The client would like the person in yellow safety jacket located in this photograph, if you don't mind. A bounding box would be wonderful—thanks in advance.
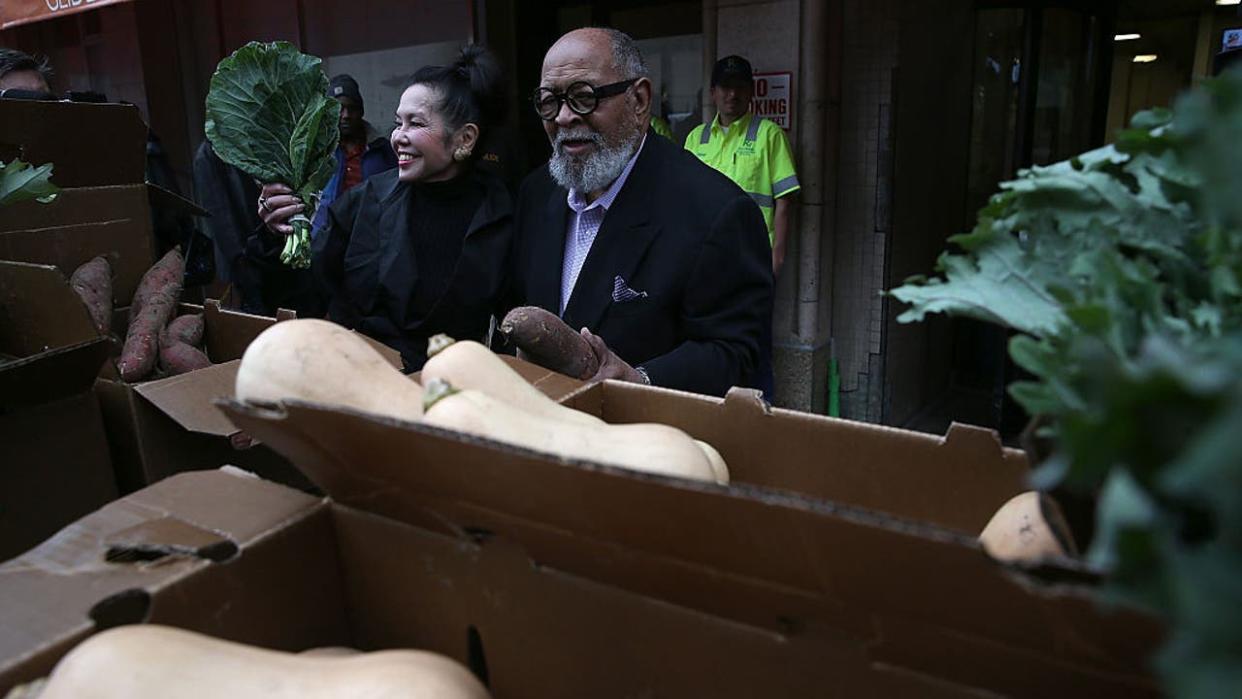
[685,55,799,277]
[650,113,674,139]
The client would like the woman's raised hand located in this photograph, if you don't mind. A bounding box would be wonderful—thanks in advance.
[257,182,305,236]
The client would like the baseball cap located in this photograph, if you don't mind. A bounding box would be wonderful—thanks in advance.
[328,74,363,110]
[711,55,753,87]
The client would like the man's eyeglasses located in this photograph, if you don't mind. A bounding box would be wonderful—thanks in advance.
[532,79,637,120]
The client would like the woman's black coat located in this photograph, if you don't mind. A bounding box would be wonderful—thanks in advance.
[312,167,513,371]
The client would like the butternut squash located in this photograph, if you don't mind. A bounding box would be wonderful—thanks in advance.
[978,491,1077,563]
[35,625,489,699]
[693,439,731,485]
[299,646,362,657]
[3,678,45,699]
[422,379,722,484]
[421,335,603,427]
[424,336,731,482]
[236,319,423,422]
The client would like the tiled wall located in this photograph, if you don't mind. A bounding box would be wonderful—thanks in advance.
[830,0,899,422]
[713,0,906,420]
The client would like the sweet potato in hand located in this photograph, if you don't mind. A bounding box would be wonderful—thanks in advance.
[499,306,599,379]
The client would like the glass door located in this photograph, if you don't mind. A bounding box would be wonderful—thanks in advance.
[955,3,1112,435]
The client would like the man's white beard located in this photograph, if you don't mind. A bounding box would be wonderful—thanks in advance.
[549,127,640,194]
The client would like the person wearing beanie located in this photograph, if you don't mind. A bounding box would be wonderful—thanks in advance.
[311,74,400,231]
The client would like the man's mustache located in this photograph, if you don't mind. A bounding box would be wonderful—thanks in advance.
[553,129,605,151]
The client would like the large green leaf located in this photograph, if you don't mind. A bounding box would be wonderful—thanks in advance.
[891,230,1068,336]
[204,41,340,197]
[889,66,1242,696]
[0,159,59,208]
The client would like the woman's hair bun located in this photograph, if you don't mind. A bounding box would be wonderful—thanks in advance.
[412,44,507,135]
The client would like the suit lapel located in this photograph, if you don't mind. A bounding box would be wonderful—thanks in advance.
[530,186,569,313]
[562,140,663,331]
[562,217,659,332]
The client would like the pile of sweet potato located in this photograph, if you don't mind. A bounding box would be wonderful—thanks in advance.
[69,250,212,381]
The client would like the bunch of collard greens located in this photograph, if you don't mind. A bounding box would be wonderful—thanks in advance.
[890,69,1242,696]
[0,159,58,208]
[205,41,339,269]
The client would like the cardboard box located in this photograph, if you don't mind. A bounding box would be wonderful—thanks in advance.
[0,191,156,308]
[0,98,330,493]
[0,98,205,307]
[0,469,1161,697]
[95,300,305,493]
[209,381,1161,696]
[96,301,406,493]
[0,261,117,560]
[559,381,1031,535]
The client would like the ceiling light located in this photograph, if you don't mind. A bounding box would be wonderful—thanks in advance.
[1114,33,1141,41]
[1217,0,1240,6]
[1133,54,1158,63]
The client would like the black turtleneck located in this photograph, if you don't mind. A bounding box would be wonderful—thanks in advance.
[408,173,484,316]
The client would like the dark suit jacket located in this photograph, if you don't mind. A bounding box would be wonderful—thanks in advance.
[507,130,773,397]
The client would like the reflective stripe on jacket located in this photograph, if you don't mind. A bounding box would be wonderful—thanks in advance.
[684,113,800,244]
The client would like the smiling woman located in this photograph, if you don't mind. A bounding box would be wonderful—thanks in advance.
[258,46,512,371]
[391,83,475,183]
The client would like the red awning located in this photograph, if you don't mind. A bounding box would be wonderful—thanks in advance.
[1,0,132,31]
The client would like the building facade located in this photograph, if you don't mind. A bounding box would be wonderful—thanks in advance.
[3,0,1230,433]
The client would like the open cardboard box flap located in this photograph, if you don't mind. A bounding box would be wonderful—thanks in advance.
[0,260,97,354]
[0,260,119,558]
[0,100,147,187]
[198,299,294,363]
[0,213,153,308]
[92,308,399,494]
[0,185,204,307]
[133,360,244,437]
[118,314,403,440]
[0,261,110,407]
[219,394,1162,684]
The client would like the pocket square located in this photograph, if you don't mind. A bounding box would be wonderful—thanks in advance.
[612,275,648,303]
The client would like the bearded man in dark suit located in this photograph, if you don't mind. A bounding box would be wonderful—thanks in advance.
[506,27,772,398]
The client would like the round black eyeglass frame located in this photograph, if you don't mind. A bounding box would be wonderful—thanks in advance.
[532,79,637,120]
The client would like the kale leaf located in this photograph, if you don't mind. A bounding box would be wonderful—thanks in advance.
[0,159,58,208]
[890,68,1242,697]
[204,41,340,269]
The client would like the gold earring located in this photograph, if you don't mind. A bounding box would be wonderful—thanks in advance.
[453,147,471,162]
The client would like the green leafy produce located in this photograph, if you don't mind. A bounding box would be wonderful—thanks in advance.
[0,159,58,208]
[890,69,1242,696]
[204,41,340,270]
